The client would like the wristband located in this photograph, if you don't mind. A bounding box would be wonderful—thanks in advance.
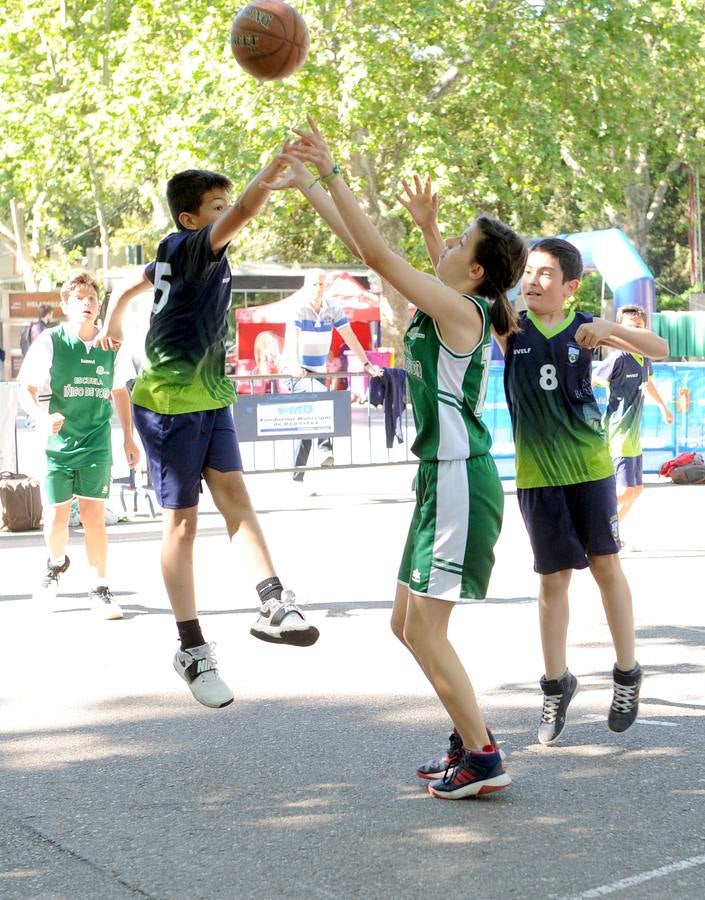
[308,165,341,190]
[319,164,341,184]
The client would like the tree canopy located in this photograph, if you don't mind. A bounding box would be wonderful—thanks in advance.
[1,0,703,320]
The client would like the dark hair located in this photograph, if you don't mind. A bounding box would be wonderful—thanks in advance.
[529,237,583,282]
[616,304,647,325]
[166,169,233,230]
[59,272,100,302]
[472,215,528,336]
[38,303,54,318]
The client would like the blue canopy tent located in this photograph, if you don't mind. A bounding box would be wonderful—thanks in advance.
[558,228,655,319]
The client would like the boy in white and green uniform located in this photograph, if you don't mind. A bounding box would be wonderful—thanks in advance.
[18,272,138,620]
[399,298,503,601]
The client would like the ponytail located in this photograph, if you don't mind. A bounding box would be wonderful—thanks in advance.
[472,215,528,337]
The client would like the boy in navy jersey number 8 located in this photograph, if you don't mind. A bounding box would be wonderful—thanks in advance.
[500,239,668,743]
[405,184,670,745]
[98,149,319,710]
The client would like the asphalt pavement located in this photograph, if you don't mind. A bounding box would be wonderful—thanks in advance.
[1,459,704,900]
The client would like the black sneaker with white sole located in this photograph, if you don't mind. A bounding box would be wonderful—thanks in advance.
[250,589,319,646]
[538,670,579,745]
[608,663,642,733]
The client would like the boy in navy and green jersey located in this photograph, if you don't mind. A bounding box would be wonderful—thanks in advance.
[18,272,139,620]
[98,154,319,710]
[593,305,673,524]
[500,238,669,744]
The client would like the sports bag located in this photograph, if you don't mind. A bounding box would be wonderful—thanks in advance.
[670,462,705,485]
[0,472,43,531]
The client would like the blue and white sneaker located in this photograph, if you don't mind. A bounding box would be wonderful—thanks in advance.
[250,589,319,647]
[173,642,234,709]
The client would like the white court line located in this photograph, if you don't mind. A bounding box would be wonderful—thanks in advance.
[566,853,705,898]
[581,715,676,727]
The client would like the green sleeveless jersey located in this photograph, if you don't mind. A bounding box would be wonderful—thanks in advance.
[403,297,493,461]
[46,324,116,467]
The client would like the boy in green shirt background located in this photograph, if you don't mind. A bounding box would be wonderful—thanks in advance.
[18,272,139,620]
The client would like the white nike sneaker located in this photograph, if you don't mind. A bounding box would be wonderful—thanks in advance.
[173,642,234,709]
[250,589,319,647]
[89,586,124,620]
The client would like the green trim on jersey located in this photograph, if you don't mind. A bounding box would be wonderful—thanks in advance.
[404,296,493,461]
[526,308,576,339]
[47,324,115,467]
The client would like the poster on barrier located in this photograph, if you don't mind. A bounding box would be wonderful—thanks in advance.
[233,391,352,442]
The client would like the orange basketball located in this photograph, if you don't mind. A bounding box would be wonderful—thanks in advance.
[231,1,310,82]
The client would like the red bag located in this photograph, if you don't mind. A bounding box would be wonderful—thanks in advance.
[659,452,697,478]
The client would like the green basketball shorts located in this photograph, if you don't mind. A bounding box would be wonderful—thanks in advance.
[45,460,111,506]
[398,454,504,602]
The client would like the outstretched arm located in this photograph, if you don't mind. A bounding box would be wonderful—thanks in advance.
[210,144,292,252]
[95,273,151,350]
[397,175,444,272]
[264,156,361,258]
[284,116,482,353]
[336,323,382,377]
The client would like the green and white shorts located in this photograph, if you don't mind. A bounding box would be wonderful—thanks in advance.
[398,454,504,602]
[45,459,111,506]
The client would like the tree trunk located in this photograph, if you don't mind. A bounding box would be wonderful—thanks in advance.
[10,199,37,291]
[87,145,110,274]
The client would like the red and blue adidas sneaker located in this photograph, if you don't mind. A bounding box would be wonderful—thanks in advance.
[416,727,505,780]
[427,748,510,800]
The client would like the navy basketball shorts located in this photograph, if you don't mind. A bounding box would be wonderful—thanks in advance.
[132,405,243,509]
[613,455,643,490]
[517,476,620,574]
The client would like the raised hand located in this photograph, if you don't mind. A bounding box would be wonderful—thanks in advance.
[288,115,336,176]
[261,152,312,191]
[397,174,438,230]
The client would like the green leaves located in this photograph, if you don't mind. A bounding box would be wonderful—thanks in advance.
[0,0,702,293]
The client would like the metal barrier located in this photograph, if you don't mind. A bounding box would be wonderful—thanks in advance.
[232,362,705,478]
[231,372,414,473]
[14,365,698,482]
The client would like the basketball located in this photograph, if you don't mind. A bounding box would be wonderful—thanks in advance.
[230,1,310,82]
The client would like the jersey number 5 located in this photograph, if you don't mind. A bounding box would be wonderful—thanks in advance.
[152,262,173,315]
